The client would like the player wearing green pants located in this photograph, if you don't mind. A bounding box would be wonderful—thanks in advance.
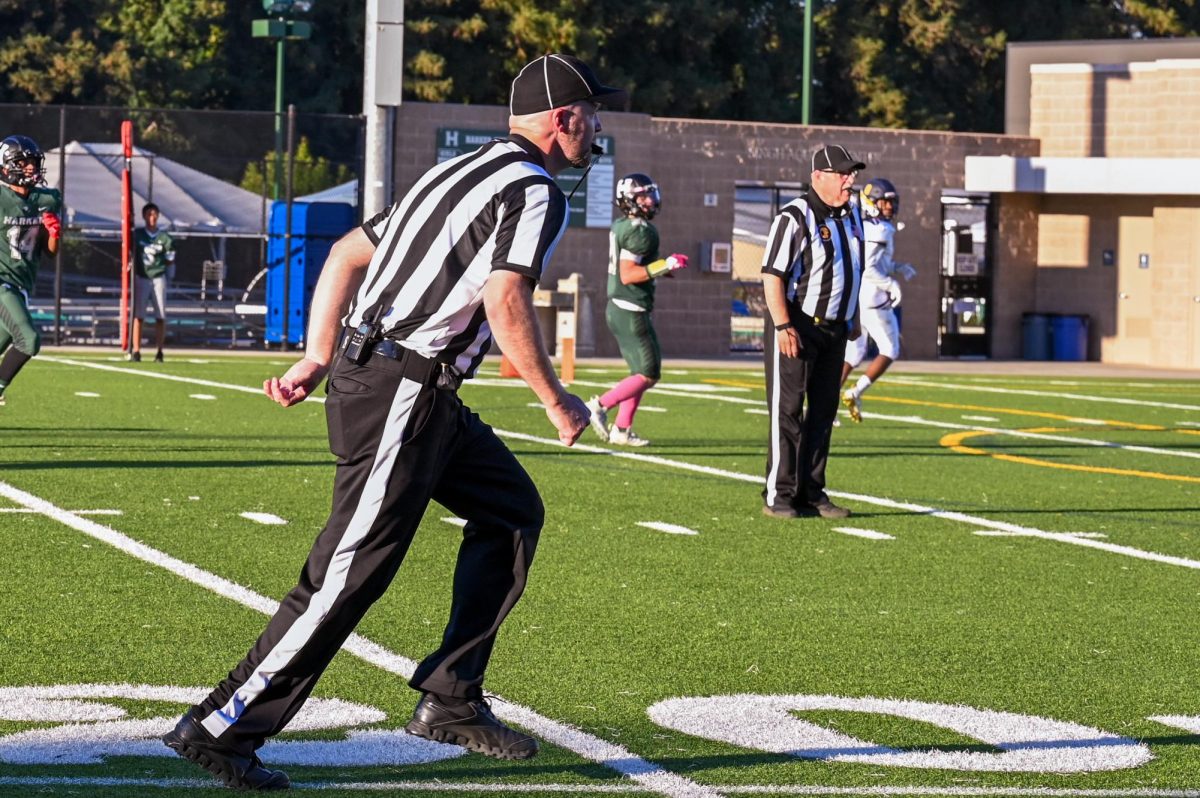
[585,173,688,447]
[0,135,62,405]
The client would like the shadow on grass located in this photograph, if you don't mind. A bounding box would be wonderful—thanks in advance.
[281,731,1200,782]
[0,458,330,472]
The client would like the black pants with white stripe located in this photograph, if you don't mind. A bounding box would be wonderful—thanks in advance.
[763,314,848,511]
[195,351,543,754]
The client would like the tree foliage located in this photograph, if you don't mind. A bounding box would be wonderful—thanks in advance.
[2,0,1199,132]
[0,0,227,106]
[811,0,1200,132]
[240,135,353,197]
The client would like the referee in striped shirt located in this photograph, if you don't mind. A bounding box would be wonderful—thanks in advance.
[761,144,865,520]
[164,54,626,789]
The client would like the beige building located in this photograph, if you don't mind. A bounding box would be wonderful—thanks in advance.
[389,39,1200,369]
[968,39,1200,369]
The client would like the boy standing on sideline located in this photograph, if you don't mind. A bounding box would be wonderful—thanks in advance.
[0,135,61,405]
[840,178,916,422]
[586,173,688,446]
[130,201,174,362]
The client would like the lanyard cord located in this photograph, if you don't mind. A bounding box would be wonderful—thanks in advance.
[566,144,604,203]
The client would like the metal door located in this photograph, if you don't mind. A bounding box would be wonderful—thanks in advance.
[1112,216,1154,364]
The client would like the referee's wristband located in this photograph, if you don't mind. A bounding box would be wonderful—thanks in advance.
[774,322,793,331]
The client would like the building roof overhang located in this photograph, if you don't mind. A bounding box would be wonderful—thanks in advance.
[965,156,1200,195]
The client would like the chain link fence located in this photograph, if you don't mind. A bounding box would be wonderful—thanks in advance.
[1,103,364,347]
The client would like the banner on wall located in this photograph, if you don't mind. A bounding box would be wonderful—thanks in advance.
[436,128,615,228]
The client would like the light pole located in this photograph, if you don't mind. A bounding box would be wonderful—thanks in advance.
[252,0,314,200]
[802,0,814,125]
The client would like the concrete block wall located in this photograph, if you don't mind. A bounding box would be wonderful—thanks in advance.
[991,194,1040,359]
[1031,60,1200,157]
[1029,66,1094,157]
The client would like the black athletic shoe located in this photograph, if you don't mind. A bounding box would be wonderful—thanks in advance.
[162,706,290,791]
[128,351,141,362]
[801,498,852,519]
[405,694,539,760]
[154,351,164,363]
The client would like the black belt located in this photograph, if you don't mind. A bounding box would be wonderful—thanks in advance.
[339,331,463,391]
[795,312,845,330]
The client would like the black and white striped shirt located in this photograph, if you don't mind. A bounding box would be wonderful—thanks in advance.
[761,189,864,322]
[349,135,569,378]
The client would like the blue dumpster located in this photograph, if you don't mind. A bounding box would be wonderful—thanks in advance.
[1021,313,1050,361]
[1050,314,1089,361]
[266,201,357,345]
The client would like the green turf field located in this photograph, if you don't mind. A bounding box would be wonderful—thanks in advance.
[1,352,1198,797]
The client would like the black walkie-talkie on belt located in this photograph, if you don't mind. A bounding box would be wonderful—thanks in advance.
[344,314,381,365]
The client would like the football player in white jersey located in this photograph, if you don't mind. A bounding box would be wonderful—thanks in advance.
[841,178,916,422]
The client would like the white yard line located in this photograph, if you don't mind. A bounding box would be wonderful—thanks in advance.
[1,778,1199,798]
[37,358,1200,571]
[240,511,287,525]
[889,377,1200,413]
[0,480,720,798]
[496,431,1200,571]
[441,367,1199,460]
[975,531,1108,540]
[831,527,894,541]
[0,508,121,515]
[45,357,268,397]
[637,522,699,536]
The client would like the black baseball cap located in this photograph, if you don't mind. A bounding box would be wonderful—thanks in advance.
[509,54,628,115]
[811,144,866,173]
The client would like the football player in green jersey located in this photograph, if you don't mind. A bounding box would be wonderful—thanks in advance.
[585,173,688,447]
[0,135,61,405]
[130,202,175,362]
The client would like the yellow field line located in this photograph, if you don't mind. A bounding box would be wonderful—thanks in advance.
[940,429,1200,484]
[699,381,1200,437]
[872,395,1163,430]
[703,378,764,390]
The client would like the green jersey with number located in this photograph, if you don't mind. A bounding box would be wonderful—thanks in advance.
[135,227,175,278]
[0,185,61,293]
[606,217,660,311]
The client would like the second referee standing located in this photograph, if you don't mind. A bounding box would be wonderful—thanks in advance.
[163,54,626,790]
[761,144,865,520]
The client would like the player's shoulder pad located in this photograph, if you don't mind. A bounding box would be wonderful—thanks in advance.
[864,217,894,244]
[621,219,657,252]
